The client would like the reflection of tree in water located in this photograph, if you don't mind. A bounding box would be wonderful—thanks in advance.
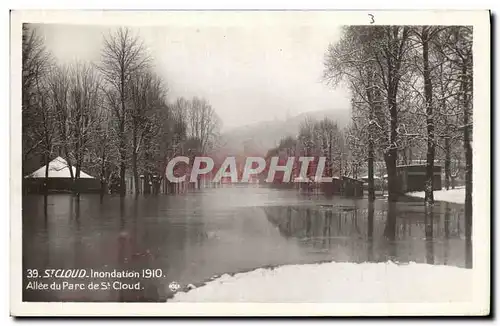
[285,206,292,235]
[71,196,81,269]
[383,202,397,260]
[43,194,48,224]
[264,200,470,267]
[115,198,160,302]
[367,201,374,262]
[383,203,396,241]
[444,202,450,239]
[264,205,357,240]
[465,238,472,269]
[464,202,473,269]
[265,204,383,244]
[424,205,434,265]
[444,202,450,264]
[323,209,333,247]
[305,207,312,238]
[264,204,368,260]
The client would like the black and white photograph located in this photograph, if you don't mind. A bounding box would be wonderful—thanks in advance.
[10,10,490,316]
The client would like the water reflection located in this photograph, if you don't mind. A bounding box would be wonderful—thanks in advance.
[367,201,374,261]
[23,186,472,302]
[384,203,397,260]
[263,198,469,267]
[425,205,434,265]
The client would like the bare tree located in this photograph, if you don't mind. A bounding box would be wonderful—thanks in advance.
[374,26,411,202]
[47,65,74,180]
[22,24,52,113]
[68,63,104,181]
[22,24,53,172]
[46,63,103,193]
[325,26,411,202]
[128,70,165,194]
[98,27,150,196]
[186,97,222,154]
[413,26,440,205]
[448,27,473,239]
[32,57,57,191]
[325,27,382,200]
[345,118,366,180]
[297,115,318,157]
[434,55,462,190]
[314,118,344,177]
[92,103,115,195]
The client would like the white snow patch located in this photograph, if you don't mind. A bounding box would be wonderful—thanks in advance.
[406,188,465,204]
[169,261,472,303]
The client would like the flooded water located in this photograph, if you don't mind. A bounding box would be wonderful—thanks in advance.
[22,185,472,302]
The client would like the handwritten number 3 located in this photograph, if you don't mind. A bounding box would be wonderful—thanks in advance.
[369,14,375,24]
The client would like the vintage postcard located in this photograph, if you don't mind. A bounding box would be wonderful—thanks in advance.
[10,9,490,316]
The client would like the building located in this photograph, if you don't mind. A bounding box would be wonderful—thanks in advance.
[359,175,386,191]
[341,176,364,197]
[23,157,101,194]
[397,164,442,193]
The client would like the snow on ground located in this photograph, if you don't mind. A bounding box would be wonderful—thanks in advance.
[406,187,465,204]
[170,261,472,303]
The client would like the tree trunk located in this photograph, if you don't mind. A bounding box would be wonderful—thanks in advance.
[368,104,375,202]
[144,173,151,194]
[64,147,75,181]
[132,125,140,195]
[75,157,81,178]
[75,160,81,196]
[119,119,126,197]
[386,91,399,202]
[119,152,126,196]
[367,201,374,239]
[444,136,451,190]
[383,26,408,202]
[100,149,107,196]
[385,152,398,201]
[119,70,127,197]
[365,75,376,202]
[462,64,472,240]
[368,138,375,202]
[73,110,82,195]
[44,152,50,195]
[422,27,435,206]
[425,205,434,264]
[384,202,397,240]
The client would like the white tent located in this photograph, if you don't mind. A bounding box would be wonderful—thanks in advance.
[24,157,94,179]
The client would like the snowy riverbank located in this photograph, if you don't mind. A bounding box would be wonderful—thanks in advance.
[406,187,466,204]
[169,261,472,303]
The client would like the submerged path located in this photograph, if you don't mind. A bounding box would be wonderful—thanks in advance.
[22,185,470,302]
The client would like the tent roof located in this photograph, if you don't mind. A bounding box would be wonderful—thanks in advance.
[24,157,94,179]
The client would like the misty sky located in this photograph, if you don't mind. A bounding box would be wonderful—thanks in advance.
[34,18,350,131]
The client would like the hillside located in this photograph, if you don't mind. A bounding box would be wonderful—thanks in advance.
[219,109,351,156]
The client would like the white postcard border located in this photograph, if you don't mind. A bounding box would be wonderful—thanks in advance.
[9,9,491,316]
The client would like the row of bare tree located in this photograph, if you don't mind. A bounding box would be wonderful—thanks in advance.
[22,25,221,196]
[264,117,348,183]
[323,26,472,236]
[265,26,472,238]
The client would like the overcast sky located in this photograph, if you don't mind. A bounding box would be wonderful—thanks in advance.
[34,17,350,131]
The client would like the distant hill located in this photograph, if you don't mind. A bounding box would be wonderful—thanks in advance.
[219,109,351,156]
